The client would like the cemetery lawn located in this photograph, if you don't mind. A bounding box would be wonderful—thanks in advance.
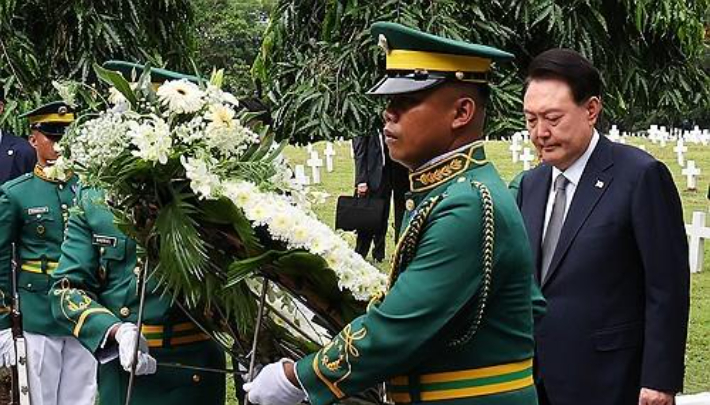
[224,138,710,403]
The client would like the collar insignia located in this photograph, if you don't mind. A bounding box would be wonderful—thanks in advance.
[409,142,487,193]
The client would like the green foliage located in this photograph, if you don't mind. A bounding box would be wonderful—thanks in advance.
[257,0,709,142]
[192,0,275,96]
[0,0,195,134]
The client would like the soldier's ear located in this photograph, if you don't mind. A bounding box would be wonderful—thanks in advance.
[28,132,39,149]
[451,96,476,130]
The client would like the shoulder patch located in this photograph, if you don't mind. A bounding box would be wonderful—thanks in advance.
[1,172,34,191]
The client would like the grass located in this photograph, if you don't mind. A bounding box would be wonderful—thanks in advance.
[223,138,710,403]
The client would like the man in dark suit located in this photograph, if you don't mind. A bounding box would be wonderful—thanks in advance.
[352,131,408,261]
[516,49,689,405]
[0,90,36,184]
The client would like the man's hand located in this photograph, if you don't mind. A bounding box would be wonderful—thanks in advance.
[243,359,306,405]
[639,388,675,405]
[356,183,369,197]
[0,329,15,367]
[114,323,157,376]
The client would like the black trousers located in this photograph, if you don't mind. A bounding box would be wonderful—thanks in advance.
[355,189,390,261]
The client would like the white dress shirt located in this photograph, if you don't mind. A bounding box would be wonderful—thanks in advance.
[542,130,600,239]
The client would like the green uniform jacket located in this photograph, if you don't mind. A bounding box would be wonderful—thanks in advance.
[507,170,547,325]
[49,187,225,405]
[296,142,539,405]
[0,166,77,334]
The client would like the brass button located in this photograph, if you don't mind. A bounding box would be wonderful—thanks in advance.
[27,283,32,289]
[58,184,64,190]
[100,247,106,255]
[405,199,415,211]
[119,307,130,317]
[133,267,141,276]
[192,374,201,383]
[457,177,466,183]
[61,204,68,210]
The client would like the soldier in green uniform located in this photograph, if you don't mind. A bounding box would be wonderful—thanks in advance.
[0,101,98,404]
[245,22,541,405]
[47,61,226,405]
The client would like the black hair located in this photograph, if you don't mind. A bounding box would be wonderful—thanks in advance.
[526,48,601,104]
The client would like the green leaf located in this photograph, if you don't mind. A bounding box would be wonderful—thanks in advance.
[225,250,287,288]
[93,63,138,106]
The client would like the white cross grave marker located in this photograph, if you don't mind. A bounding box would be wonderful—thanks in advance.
[306,151,323,185]
[509,138,522,163]
[674,139,688,167]
[608,125,621,142]
[682,160,700,191]
[294,164,310,185]
[520,147,535,171]
[521,130,531,144]
[324,142,336,173]
[685,211,710,273]
[691,126,702,144]
[648,125,659,143]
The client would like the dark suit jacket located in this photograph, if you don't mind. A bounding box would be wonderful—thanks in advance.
[517,135,689,405]
[353,132,387,192]
[0,130,36,184]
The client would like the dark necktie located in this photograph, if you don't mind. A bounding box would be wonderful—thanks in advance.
[540,174,569,282]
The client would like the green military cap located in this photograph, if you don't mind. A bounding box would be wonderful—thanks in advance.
[102,60,201,85]
[367,22,514,95]
[19,101,75,137]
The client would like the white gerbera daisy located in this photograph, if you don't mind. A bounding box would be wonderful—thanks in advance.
[156,79,205,114]
[206,104,236,129]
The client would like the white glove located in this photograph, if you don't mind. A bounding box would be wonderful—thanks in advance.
[115,323,157,376]
[243,359,306,405]
[0,329,15,367]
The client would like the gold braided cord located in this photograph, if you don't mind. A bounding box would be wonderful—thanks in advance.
[449,181,495,347]
[388,195,445,289]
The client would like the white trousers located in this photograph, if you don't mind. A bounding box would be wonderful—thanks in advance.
[25,332,97,405]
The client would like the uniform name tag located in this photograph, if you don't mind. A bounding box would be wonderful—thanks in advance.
[92,235,117,247]
[27,207,49,215]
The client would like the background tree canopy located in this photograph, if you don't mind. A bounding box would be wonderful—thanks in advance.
[0,0,707,143]
[192,0,274,96]
[253,0,710,143]
[0,0,195,133]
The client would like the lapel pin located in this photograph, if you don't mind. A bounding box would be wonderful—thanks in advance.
[595,180,604,189]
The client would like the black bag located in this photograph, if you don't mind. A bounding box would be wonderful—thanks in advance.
[335,196,387,234]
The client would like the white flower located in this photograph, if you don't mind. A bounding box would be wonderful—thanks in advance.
[221,179,386,301]
[203,105,259,157]
[205,84,240,106]
[52,80,77,107]
[42,156,71,182]
[69,111,129,170]
[181,156,221,199]
[128,116,172,164]
[206,104,236,130]
[156,79,205,114]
